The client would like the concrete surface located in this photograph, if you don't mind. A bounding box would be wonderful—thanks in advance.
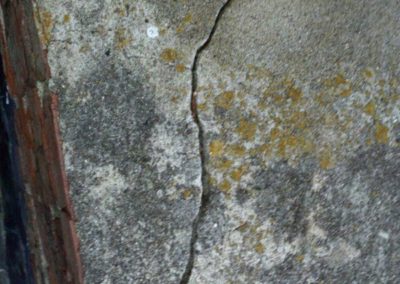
[34,0,400,283]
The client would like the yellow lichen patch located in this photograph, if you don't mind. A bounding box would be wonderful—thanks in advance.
[375,123,389,144]
[227,144,246,157]
[230,166,247,182]
[236,119,257,141]
[340,87,352,97]
[215,91,235,109]
[250,144,270,156]
[209,140,225,157]
[295,254,305,263]
[257,100,268,109]
[363,68,375,79]
[363,101,376,116]
[39,10,53,46]
[286,135,298,147]
[63,14,71,24]
[182,189,193,200]
[215,159,234,171]
[254,243,265,254]
[208,176,218,187]
[270,128,281,141]
[115,27,132,49]
[324,73,347,88]
[335,74,347,85]
[219,180,231,193]
[176,12,193,33]
[298,137,315,154]
[160,48,179,62]
[288,111,310,130]
[319,150,334,170]
[288,86,303,102]
[159,28,167,36]
[197,103,207,111]
[175,64,186,73]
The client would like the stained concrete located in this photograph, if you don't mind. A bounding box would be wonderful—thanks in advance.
[34,0,399,283]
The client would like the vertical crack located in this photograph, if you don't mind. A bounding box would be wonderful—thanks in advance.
[181,1,233,283]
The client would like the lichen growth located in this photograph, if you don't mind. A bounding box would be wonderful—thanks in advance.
[182,189,193,200]
[160,48,179,63]
[375,123,389,144]
[114,27,132,49]
[176,12,193,33]
[209,140,225,157]
[236,119,257,141]
[63,14,71,24]
[254,243,265,254]
[175,64,186,73]
[219,179,231,193]
[215,91,235,109]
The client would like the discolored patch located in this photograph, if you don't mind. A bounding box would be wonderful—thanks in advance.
[160,48,179,63]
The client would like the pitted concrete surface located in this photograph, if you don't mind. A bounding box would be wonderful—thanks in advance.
[34,0,400,283]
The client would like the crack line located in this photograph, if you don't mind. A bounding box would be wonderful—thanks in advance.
[181,1,233,283]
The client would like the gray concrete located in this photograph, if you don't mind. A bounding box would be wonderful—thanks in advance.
[34,0,400,283]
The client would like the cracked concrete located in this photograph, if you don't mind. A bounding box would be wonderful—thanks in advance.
[182,1,233,283]
[33,0,400,283]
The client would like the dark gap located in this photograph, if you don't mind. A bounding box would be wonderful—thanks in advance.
[0,53,34,283]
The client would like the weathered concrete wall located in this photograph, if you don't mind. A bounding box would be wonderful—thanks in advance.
[34,0,400,283]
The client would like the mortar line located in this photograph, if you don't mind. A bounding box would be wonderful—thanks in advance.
[181,1,233,283]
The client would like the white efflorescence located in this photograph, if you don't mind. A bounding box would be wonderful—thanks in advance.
[146,26,159,38]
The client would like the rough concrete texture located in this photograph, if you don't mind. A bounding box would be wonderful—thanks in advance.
[34,0,400,283]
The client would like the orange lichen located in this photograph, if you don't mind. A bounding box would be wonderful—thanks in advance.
[230,166,247,182]
[215,159,234,171]
[219,180,231,193]
[175,64,186,73]
[277,139,289,157]
[335,74,347,85]
[340,87,352,97]
[160,48,178,62]
[39,10,53,46]
[182,189,193,200]
[254,243,265,254]
[375,123,389,144]
[363,101,376,116]
[209,140,225,157]
[295,254,305,263]
[363,68,374,79]
[197,103,207,111]
[236,119,257,141]
[288,86,302,102]
[227,144,246,157]
[320,150,334,169]
[215,91,235,109]
[250,144,270,156]
[270,128,281,141]
[63,14,71,24]
[176,13,193,33]
[115,27,132,49]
